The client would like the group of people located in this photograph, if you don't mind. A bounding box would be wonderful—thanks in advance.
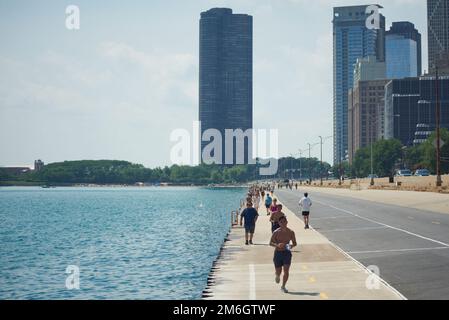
[239,184,313,293]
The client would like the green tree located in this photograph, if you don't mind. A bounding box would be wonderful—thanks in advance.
[353,139,402,178]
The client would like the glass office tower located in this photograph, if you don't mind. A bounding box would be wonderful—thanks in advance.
[427,0,449,72]
[386,21,422,77]
[386,34,418,79]
[333,5,385,164]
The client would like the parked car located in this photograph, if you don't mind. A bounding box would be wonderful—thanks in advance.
[367,174,379,179]
[414,169,430,176]
[395,169,412,177]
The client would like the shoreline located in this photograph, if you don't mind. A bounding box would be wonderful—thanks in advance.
[0,183,249,188]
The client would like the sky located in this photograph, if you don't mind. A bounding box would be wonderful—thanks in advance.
[0,0,427,168]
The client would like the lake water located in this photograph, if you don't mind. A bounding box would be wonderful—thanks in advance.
[0,187,245,299]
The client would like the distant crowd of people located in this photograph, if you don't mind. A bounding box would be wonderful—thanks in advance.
[239,183,312,293]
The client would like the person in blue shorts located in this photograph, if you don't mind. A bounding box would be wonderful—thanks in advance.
[240,201,259,245]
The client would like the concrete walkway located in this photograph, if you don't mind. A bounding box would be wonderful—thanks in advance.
[205,198,405,300]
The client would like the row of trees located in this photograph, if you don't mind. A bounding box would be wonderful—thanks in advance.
[347,129,449,178]
[2,128,446,184]
[0,157,333,185]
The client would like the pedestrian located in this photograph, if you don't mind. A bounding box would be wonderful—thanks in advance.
[269,216,297,293]
[270,198,278,216]
[240,201,259,245]
[270,204,285,233]
[253,191,260,211]
[299,192,312,229]
[265,193,272,215]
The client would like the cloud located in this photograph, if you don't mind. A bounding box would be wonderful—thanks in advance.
[99,41,197,108]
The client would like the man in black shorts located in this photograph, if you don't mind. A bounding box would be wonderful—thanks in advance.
[240,201,259,245]
[269,216,297,293]
[299,193,312,229]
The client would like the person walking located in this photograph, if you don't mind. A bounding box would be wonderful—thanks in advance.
[269,216,297,293]
[269,198,278,216]
[240,201,259,245]
[254,191,261,211]
[299,192,312,229]
[264,193,272,215]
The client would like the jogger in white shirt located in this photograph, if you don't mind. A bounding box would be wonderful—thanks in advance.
[299,193,312,229]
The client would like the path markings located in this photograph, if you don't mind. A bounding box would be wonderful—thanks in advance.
[249,264,256,300]
[315,200,449,248]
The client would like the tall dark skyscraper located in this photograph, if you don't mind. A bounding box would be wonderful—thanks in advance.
[199,8,253,165]
[427,0,449,71]
[384,77,449,146]
[386,22,422,77]
[333,5,385,165]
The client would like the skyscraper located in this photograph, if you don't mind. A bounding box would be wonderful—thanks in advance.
[386,22,421,78]
[353,55,386,86]
[333,5,385,165]
[349,55,387,164]
[348,79,389,164]
[427,0,449,72]
[384,76,449,146]
[199,8,253,165]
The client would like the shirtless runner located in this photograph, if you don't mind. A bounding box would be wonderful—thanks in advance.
[269,216,297,293]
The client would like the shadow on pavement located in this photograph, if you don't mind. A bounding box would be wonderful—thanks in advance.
[287,292,320,297]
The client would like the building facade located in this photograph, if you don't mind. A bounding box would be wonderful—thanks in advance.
[386,35,418,79]
[353,55,386,86]
[386,21,422,77]
[348,79,389,163]
[384,76,449,146]
[427,0,449,72]
[333,5,385,165]
[199,8,253,165]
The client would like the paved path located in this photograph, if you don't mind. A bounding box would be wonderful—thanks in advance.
[275,188,449,300]
[205,195,404,300]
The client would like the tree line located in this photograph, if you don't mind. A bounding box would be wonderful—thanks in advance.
[347,129,449,178]
[2,130,446,185]
[0,158,331,186]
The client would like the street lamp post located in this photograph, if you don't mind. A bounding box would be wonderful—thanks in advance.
[319,136,323,186]
[289,153,294,180]
[307,143,312,184]
[435,66,442,187]
[370,116,376,186]
[394,114,401,142]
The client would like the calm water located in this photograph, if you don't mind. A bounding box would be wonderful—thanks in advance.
[0,187,245,299]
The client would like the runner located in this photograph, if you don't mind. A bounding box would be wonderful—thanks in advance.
[264,193,272,215]
[269,216,297,293]
[240,201,259,245]
[299,192,312,229]
[270,204,286,233]
[253,191,260,211]
[269,198,278,216]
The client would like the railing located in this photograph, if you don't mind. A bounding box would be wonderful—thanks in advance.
[231,198,245,227]
[231,210,239,226]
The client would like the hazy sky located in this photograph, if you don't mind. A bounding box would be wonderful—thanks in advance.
[0,0,427,168]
